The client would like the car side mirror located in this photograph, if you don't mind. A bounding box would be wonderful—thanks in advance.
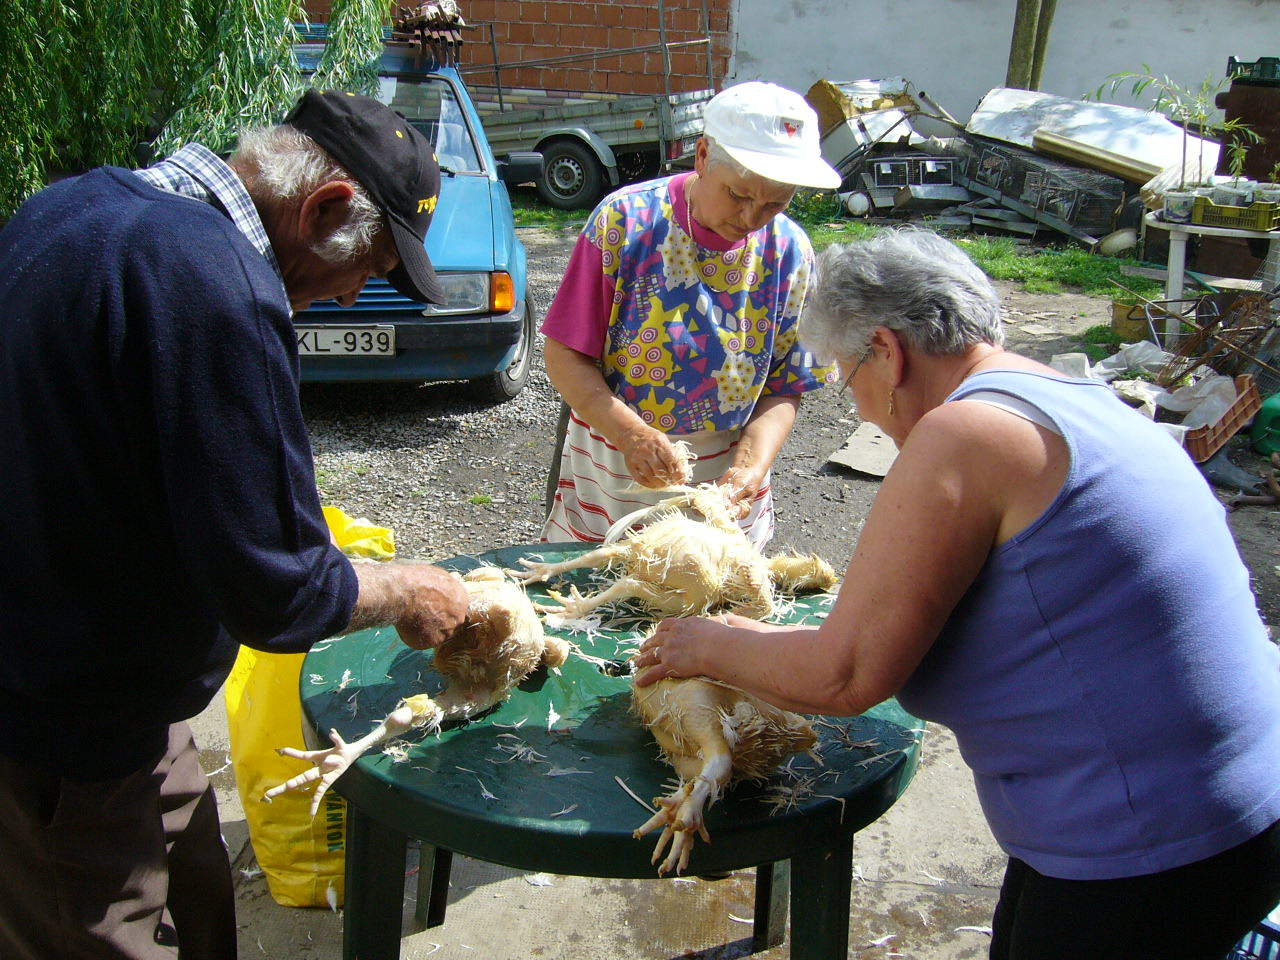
[497,152,543,186]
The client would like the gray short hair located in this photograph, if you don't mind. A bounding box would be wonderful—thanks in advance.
[703,135,793,192]
[801,229,1004,362]
[233,125,383,265]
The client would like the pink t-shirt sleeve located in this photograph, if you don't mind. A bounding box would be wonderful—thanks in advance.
[539,232,616,359]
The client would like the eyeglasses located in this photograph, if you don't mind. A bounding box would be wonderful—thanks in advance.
[838,347,874,398]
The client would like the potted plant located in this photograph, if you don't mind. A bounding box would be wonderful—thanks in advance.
[1092,67,1255,218]
[1215,133,1261,207]
[1256,162,1280,204]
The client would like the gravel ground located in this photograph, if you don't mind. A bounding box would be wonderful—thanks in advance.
[301,224,1279,629]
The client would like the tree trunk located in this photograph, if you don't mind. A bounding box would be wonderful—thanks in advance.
[1006,0,1049,90]
[1028,0,1057,90]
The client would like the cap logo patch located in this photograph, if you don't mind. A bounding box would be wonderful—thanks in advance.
[417,196,438,214]
[396,129,404,139]
[782,118,801,138]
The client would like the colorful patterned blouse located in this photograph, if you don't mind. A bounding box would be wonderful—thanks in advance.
[541,173,832,434]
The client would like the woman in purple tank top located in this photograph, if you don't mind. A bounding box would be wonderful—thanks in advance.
[634,228,1280,959]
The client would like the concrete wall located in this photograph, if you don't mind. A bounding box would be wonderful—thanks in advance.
[728,0,1280,122]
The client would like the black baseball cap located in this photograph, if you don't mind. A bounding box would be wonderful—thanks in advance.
[285,88,445,304]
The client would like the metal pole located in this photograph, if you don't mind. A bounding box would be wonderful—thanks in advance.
[489,23,505,112]
[700,0,714,93]
[657,0,671,171]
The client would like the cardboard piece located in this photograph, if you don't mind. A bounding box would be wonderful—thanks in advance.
[827,423,899,478]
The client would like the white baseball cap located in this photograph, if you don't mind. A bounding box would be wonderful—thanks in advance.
[702,81,841,190]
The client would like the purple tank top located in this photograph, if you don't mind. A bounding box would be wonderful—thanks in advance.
[897,369,1280,879]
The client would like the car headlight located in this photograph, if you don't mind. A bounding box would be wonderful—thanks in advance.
[420,272,514,316]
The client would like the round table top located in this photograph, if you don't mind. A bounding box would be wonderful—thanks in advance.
[300,543,923,878]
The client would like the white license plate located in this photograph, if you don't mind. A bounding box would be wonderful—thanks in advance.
[295,325,395,356]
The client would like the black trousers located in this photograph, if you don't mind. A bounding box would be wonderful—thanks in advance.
[991,818,1280,960]
[0,722,238,959]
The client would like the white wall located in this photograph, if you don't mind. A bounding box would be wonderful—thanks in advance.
[728,0,1280,122]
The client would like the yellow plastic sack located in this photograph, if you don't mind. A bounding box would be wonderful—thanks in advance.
[322,505,396,559]
[225,507,395,908]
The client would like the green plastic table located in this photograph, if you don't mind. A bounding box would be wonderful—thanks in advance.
[299,544,923,960]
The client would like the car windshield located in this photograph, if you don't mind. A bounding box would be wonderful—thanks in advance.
[376,75,481,174]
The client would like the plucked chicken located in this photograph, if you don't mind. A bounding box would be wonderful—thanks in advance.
[631,676,817,875]
[512,485,837,620]
[264,566,569,815]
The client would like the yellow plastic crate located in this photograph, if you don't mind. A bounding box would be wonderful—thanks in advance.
[1190,196,1280,231]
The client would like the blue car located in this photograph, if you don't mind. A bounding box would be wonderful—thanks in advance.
[292,39,543,400]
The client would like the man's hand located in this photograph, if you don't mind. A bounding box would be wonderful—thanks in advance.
[348,562,469,649]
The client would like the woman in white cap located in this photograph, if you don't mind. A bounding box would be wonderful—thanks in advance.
[539,81,842,545]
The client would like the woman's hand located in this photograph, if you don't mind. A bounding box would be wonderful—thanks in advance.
[716,464,768,518]
[634,614,772,686]
[619,425,691,488]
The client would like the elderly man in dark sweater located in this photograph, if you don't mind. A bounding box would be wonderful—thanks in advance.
[0,90,468,959]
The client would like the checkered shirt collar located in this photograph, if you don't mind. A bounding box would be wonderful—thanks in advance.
[134,143,283,285]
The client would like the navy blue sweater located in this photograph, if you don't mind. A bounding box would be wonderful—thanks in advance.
[0,167,358,777]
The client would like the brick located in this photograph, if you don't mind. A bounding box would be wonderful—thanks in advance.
[558,23,593,48]
[519,1,547,23]
[544,1,573,24]
[619,5,650,29]
[507,20,536,44]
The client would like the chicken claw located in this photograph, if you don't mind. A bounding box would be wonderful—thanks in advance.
[633,778,716,875]
[263,704,417,817]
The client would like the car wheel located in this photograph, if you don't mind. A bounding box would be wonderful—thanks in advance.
[536,140,604,210]
[472,301,536,402]
[617,149,659,183]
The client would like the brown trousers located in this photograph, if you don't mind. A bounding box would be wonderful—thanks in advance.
[0,722,237,959]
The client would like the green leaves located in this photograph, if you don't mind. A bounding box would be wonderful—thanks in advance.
[0,0,390,220]
[310,0,386,97]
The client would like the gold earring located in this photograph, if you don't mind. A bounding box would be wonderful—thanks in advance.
[888,389,896,416]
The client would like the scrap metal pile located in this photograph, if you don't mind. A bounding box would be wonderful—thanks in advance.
[806,79,1189,249]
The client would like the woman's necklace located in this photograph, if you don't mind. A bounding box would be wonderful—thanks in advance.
[684,173,699,242]
[683,172,756,283]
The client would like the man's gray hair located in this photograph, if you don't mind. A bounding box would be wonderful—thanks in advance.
[234,125,382,265]
[801,228,1004,362]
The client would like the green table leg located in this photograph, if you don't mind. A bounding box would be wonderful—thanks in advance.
[751,860,790,951]
[344,806,409,960]
[788,834,854,960]
[411,845,453,931]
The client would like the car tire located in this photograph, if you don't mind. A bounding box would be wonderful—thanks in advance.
[472,301,536,402]
[536,140,604,210]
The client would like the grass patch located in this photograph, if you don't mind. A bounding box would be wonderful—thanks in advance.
[510,188,1165,300]
[953,236,1160,298]
[1076,323,1124,362]
[469,493,493,505]
[510,189,590,230]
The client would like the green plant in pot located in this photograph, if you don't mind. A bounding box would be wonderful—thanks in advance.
[1091,68,1255,219]
[1256,161,1280,204]
[1217,130,1261,206]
